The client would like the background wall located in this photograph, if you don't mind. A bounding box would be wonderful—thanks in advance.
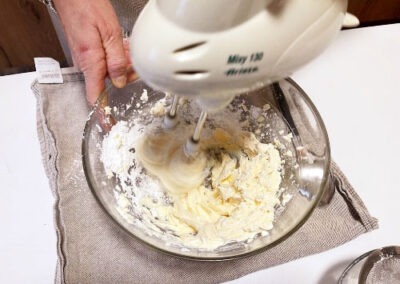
[348,0,400,25]
[0,0,66,75]
[0,0,399,75]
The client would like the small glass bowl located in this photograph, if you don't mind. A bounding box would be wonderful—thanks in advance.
[339,246,400,284]
[82,78,331,260]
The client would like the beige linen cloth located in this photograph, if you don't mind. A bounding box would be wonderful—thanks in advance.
[32,71,378,284]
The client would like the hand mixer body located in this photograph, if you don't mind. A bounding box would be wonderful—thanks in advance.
[130,0,347,112]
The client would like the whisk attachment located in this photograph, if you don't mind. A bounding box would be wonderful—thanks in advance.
[184,110,208,158]
[163,94,180,129]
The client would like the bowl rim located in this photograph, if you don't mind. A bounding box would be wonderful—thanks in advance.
[81,77,331,261]
[338,245,400,283]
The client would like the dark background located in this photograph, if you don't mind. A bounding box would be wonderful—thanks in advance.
[0,0,399,75]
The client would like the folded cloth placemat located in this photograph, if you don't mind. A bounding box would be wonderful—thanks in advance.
[32,72,378,284]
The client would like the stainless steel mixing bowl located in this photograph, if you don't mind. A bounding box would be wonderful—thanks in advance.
[82,78,331,260]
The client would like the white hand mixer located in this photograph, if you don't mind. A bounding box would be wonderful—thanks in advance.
[130,0,348,156]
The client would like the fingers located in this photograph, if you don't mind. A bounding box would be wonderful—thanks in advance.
[78,47,107,105]
[124,40,139,82]
[101,20,128,89]
[85,65,107,105]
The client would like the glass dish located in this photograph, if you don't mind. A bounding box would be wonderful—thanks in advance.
[82,78,331,260]
[339,246,400,284]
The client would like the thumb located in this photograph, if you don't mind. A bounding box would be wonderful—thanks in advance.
[101,24,127,88]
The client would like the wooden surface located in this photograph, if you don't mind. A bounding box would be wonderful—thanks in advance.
[348,0,400,26]
[0,0,66,75]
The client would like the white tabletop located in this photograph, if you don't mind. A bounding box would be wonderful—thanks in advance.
[1,24,399,284]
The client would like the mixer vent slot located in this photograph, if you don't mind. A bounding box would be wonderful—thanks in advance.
[174,70,209,79]
[173,41,206,53]
[174,70,208,75]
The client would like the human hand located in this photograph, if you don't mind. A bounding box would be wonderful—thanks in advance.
[53,0,137,104]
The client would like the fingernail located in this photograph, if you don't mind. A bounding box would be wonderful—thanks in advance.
[112,75,127,88]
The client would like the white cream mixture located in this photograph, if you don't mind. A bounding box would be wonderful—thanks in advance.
[101,93,290,250]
